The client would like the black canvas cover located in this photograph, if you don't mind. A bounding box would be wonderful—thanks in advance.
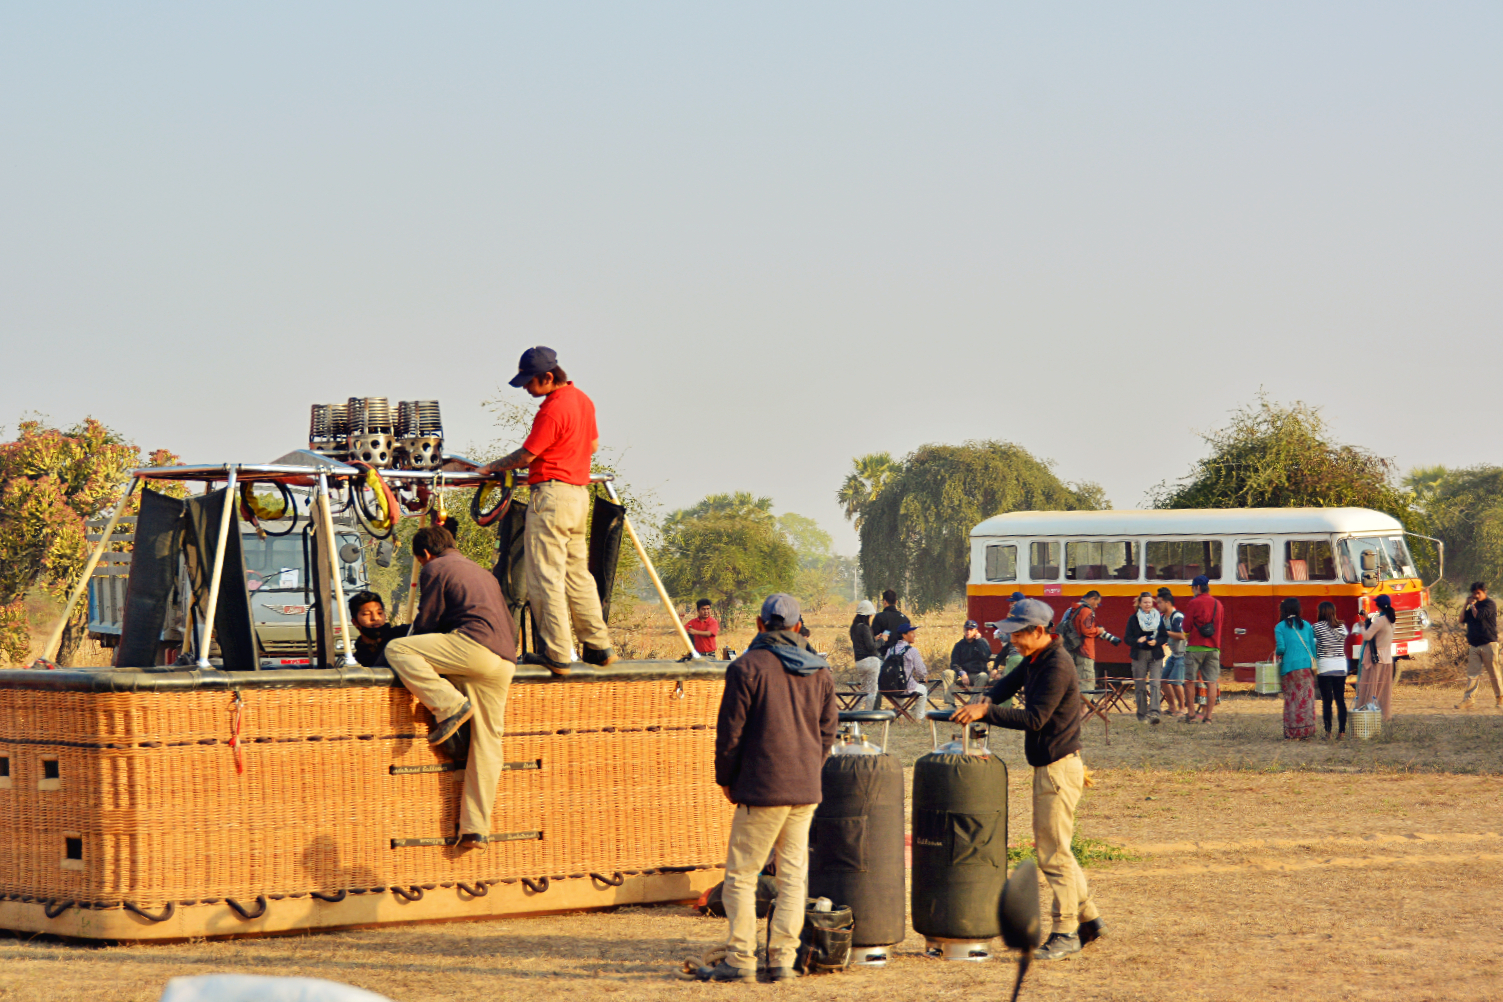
[910,752,1009,940]
[809,754,906,947]
[587,494,625,622]
[492,501,528,611]
[115,488,187,668]
[183,488,260,670]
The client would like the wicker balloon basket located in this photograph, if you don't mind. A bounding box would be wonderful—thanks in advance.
[0,661,730,941]
[1349,706,1383,740]
[1253,661,1281,696]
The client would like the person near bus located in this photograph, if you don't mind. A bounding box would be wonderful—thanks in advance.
[1182,575,1225,723]
[478,346,616,675]
[701,593,837,982]
[871,589,906,652]
[1274,597,1317,740]
[1457,581,1500,710]
[1356,594,1397,722]
[685,599,720,658]
[884,622,929,695]
[1123,592,1167,723]
[850,599,881,710]
[1061,591,1120,692]
[951,599,1105,961]
[1156,588,1187,716]
[383,526,517,852]
[944,619,992,703]
[348,590,409,668]
[1312,601,1349,739]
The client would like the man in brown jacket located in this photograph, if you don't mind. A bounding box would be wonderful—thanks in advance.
[384,526,517,852]
[697,593,837,983]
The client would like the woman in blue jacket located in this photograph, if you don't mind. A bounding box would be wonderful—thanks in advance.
[1275,597,1317,740]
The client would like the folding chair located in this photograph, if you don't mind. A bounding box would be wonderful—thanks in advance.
[878,690,921,723]
[924,678,949,713]
[1079,689,1112,745]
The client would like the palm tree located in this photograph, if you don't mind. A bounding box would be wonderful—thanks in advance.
[837,452,897,530]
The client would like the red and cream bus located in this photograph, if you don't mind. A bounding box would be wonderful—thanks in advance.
[967,508,1436,679]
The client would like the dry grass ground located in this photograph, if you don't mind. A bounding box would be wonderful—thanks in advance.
[5,601,1498,1000]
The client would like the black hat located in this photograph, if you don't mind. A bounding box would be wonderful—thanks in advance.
[509,346,559,388]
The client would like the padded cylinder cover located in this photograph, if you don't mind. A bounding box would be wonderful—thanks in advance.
[808,753,906,947]
[911,751,1009,940]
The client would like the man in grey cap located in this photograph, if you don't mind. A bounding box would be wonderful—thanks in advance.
[479,346,616,673]
[699,593,837,983]
[952,598,1105,962]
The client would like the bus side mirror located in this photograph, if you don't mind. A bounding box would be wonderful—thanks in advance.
[1360,552,1377,572]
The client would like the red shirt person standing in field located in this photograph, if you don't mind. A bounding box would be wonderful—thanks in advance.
[1061,591,1120,691]
[479,346,616,674]
[685,599,720,658]
[1181,574,1226,723]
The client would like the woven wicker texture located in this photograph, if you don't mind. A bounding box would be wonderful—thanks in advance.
[0,677,729,908]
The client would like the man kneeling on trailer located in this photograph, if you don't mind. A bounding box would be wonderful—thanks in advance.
[698,594,837,983]
[384,526,517,851]
[951,598,1106,961]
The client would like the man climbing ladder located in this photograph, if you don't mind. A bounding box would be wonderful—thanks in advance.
[480,346,616,674]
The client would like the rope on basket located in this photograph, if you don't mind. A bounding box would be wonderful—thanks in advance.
[44,899,74,919]
[520,876,550,894]
[124,901,175,923]
[589,872,625,887]
[225,896,267,920]
[228,691,245,775]
[310,890,346,903]
[456,882,488,898]
[391,886,424,902]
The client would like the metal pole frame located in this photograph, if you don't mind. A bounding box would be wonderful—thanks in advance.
[196,467,239,669]
[39,475,141,666]
[318,472,359,667]
[601,479,700,660]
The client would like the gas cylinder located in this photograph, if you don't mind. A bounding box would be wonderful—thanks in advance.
[807,709,905,966]
[911,709,1009,961]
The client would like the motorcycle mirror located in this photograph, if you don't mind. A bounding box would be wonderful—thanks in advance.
[339,542,362,564]
[999,858,1043,1002]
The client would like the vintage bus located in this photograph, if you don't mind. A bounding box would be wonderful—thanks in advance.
[967,508,1435,680]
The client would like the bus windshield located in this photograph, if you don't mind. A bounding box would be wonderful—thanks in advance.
[1338,536,1415,583]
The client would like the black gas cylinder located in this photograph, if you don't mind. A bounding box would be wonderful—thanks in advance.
[807,710,905,963]
[910,712,1009,953]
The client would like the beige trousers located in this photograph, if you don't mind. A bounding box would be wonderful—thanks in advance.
[384,630,515,836]
[1033,752,1100,935]
[722,803,817,971]
[524,481,612,663]
[1463,643,1502,702]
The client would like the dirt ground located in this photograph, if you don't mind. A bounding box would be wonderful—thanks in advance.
[2,685,1499,1002]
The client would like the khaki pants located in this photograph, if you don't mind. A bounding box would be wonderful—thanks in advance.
[855,656,881,710]
[722,803,816,971]
[1463,643,1502,702]
[384,631,515,836]
[525,481,612,663]
[1072,654,1095,691]
[1033,752,1100,936]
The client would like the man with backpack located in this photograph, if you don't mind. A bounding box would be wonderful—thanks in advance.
[1182,575,1226,723]
[1059,591,1120,691]
[878,622,928,698]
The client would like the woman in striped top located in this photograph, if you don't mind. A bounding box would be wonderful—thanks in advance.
[1312,601,1348,739]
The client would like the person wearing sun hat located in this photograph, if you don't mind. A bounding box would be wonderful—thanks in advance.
[952,598,1105,961]
[850,599,882,709]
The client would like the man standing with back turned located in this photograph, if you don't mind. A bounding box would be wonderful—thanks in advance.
[699,594,837,983]
[952,598,1105,960]
[480,346,616,674]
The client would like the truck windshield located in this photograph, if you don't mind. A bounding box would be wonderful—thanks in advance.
[241,532,363,591]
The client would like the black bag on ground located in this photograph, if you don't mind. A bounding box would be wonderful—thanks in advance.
[877,651,907,693]
[795,903,854,975]
[697,876,778,918]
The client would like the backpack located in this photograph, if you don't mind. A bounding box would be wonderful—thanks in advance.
[1059,604,1086,653]
[877,648,909,692]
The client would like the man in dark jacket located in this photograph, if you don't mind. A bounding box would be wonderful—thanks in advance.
[383,526,518,852]
[1458,581,1501,709]
[945,619,993,702]
[871,589,906,652]
[699,593,837,983]
[952,598,1104,962]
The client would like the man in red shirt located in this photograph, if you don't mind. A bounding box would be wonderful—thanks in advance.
[479,346,615,673]
[1181,575,1225,723]
[685,598,720,657]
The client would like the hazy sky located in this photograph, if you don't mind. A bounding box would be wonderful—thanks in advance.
[3,3,1499,552]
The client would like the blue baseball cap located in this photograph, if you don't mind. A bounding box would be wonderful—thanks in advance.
[990,598,1054,635]
[509,345,559,387]
[759,593,802,630]
[1192,574,1211,590]
[1010,591,1025,603]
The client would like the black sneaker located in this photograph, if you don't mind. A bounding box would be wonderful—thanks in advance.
[428,700,473,745]
[1078,916,1107,947]
[694,961,755,982]
[520,652,572,677]
[1034,932,1082,961]
[457,833,488,852]
[582,645,620,668]
[766,968,799,982]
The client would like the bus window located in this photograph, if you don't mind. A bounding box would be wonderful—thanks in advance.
[1065,541,1139,581]
[1145,540,1223,581]
[985,544,1018,582]
[1339,537,1394,584]
[1030,542,1060,580]
[1236,543,1271,582]
[1285,540,1337,581]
